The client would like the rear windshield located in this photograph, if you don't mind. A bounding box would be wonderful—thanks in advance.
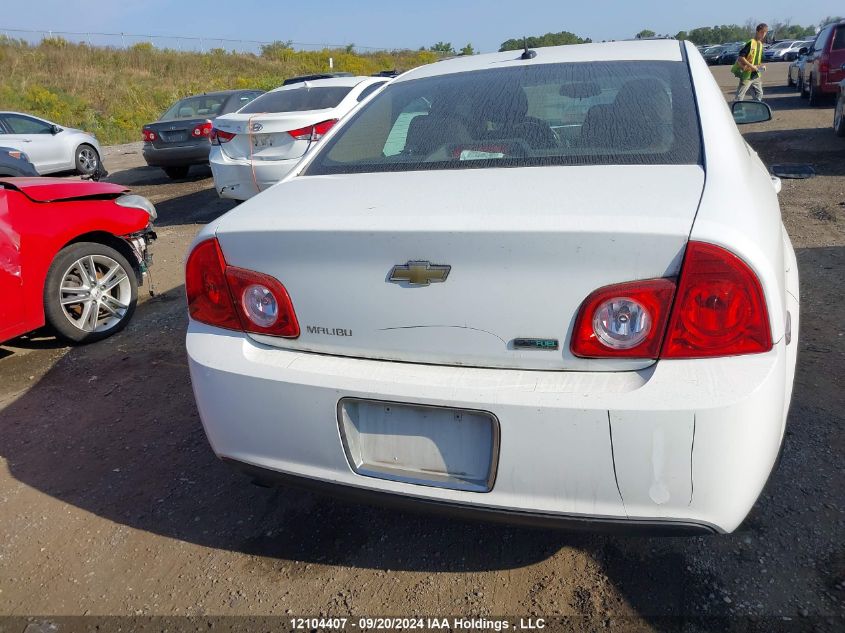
[834,27,845,51]
[239,86,354,114]
[305,61,702,175]
[160,95,228,120]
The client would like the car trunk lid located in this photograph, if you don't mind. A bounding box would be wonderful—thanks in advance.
[213,111,335,162]
[215,165,704,371]
[145,118,211,148]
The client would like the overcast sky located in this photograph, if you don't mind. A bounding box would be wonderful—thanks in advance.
[5,0,841,52]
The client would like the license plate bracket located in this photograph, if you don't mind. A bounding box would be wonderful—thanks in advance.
[337,398,499,492]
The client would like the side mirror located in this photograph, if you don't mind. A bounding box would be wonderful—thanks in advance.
[798,47,808,55]
[50,124,62,135]
[732,100,772,125]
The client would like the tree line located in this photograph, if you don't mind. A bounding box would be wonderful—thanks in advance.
[498,16,843,52]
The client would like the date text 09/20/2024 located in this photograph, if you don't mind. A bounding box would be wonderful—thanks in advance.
[289,617,547,630]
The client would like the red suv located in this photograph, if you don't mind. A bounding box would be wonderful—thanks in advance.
[801,20,845,105]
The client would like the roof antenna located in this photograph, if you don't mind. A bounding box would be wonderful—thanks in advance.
[521,37,536,60]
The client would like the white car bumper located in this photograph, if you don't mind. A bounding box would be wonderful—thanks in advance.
[209,148,301,201]
[187,321,792,534]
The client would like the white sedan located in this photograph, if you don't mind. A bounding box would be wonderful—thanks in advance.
[209,76,390,201]
[186,40,798,534]
[0,111,102,175]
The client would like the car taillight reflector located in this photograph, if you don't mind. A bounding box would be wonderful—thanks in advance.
[571,279,676,358]
[186,239,240,331]
[185,238,299,338]
[210,128,236,145]
[662,242,771,358]
[192,121,213,138]
[142,128,156,142]
[225,267,299,337]
[288,119,338,141]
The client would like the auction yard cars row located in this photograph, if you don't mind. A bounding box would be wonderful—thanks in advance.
[1,51,841,622]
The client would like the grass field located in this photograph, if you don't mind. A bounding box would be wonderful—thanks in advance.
[0,38,438,145]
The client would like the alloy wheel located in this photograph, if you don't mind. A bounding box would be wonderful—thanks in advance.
[78,147,98,173]
[59,254,132,332]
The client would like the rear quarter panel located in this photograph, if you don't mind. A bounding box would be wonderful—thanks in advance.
[11,191,149,333]
[685,40,787,343]
[685,41,794,430]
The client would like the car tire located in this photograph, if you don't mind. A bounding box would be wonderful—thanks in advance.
[75,144,100,176]
[163,166,190,179]
[808,78,822,106]
[787,72,794,88]
[835,95,845,137]
[43,242,138,344]
[799,76,808,98]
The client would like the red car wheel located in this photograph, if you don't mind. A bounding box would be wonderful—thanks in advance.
[43,242,138,343]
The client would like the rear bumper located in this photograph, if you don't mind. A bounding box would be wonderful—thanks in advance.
[209,147,300,200]
[142,143,209,167]
[820,80,841,95]
[227,459,715,535]
[186,322,794,534]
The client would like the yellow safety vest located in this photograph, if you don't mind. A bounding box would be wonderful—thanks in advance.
[731,39,762,81]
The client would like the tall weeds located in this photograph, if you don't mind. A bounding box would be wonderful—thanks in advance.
[0,39,438,144]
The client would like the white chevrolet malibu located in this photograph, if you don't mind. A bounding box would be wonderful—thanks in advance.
[186,40,799,535]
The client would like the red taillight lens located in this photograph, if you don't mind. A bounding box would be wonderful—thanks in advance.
[192,120,212,138]
[571,279,676,358]
[210,128,236,145]
[287,119,338,141]
[142,128,156,142]
[185,238,299,338]
[225,267,300,337]
[186,239,241,331]
[662,242,771,358]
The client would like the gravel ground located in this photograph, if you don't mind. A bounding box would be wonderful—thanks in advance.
[0,62,842,632]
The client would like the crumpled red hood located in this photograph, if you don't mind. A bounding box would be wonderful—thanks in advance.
[0,177,129,202]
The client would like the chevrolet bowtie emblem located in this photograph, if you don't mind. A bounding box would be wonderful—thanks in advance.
[388,261,451,286]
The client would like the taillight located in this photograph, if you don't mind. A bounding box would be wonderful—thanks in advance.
[571,242,772,360]
[210,128,236,145]
[662,242,771,358]
[287,119,338,141]
[186,239,241,331]
[186,238,300,338]
[571,279,676,358]
[225,267,299,337]
[142,128,156,142]
[192,120,212,138]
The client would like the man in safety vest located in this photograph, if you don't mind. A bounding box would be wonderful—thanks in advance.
[732,23,769,101]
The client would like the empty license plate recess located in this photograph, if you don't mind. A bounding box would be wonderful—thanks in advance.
[337,398,500,492]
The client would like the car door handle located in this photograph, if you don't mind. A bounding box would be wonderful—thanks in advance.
[21,139,31,142]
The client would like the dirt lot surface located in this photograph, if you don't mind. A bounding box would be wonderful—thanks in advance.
[0,63,843,631]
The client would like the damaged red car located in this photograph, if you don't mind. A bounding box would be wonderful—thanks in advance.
[0,178,156,345]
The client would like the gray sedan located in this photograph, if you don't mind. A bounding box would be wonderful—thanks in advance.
[0,112,102,176]
[142,90,263,179]
[0,146,38,176]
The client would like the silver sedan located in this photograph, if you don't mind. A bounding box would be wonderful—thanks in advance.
[0,111,102,176]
